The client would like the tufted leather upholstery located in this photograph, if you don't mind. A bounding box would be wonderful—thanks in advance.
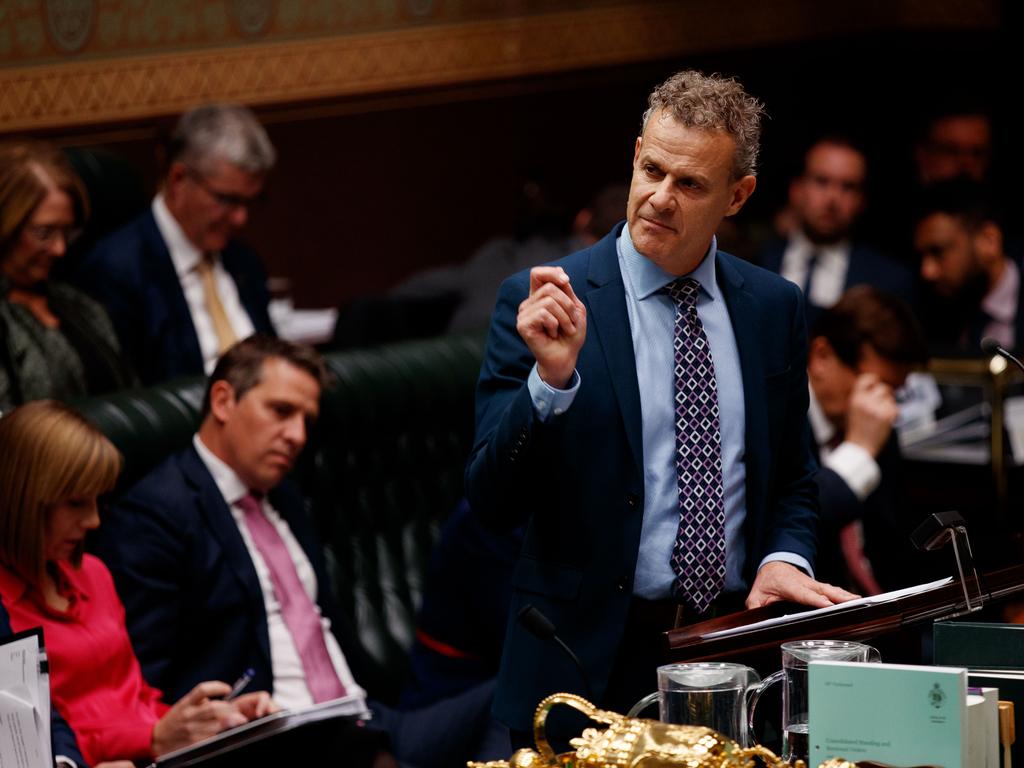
[77,332,486,701]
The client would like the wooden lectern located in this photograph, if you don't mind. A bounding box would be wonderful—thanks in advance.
[665,563,1024,662]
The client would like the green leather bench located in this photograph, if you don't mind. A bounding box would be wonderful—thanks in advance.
[77,332,486,704]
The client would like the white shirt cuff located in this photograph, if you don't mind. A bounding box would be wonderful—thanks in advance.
[823,441,882,501]
[527,365,580,422]
[55,757,78,768]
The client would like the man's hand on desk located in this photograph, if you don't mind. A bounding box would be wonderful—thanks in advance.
[517,266,587,389]
[745,561,860,610]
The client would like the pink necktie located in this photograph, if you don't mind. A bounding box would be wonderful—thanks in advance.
[237,493,346,702]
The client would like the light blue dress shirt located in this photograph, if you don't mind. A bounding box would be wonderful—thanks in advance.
[528,226,812,599]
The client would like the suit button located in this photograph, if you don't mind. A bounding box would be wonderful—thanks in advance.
[626,494,639,509]
[617,576,632,592]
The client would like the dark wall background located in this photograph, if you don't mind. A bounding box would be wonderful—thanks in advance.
[57,21,1014,309]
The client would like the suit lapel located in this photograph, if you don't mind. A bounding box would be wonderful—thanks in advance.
[585,228,643,473]
[142,212,205,370]
[843,243,868,291]
[179,447,272,665]
[716,253,768,515]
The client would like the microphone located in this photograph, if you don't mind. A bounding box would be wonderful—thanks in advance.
[517,604,593,700]
[981,337,1024,375]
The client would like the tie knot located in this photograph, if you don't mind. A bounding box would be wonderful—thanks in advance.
[237,492,263,517]
[196,253,218,274]
[665,277,701,308]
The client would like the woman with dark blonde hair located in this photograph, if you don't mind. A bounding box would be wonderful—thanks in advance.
[0,401,273,767]
[0,141,133,413]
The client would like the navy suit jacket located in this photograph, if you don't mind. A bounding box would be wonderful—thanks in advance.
[92,445,378,704]
[0,603,87,767]
[758,237,916,329]
[75,209,275,385]
[466,223,819,730]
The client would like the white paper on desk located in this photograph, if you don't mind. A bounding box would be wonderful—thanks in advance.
[701,576,954,640]
[0,685,45,768]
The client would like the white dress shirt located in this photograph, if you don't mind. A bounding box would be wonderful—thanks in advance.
[152,196,256,373]
[981,258,1020,349]
[780,229,851,309]
[193,436,366,710]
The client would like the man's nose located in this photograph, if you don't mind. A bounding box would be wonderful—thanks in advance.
[229,204,249,229]
[283,414,306,447]
[920,256,940,282]
[649,178,675,211]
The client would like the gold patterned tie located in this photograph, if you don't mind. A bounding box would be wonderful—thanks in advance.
[196,255,238,354]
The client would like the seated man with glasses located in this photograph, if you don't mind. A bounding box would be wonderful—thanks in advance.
[75,103,277,386]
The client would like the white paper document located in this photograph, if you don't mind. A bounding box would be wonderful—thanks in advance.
[0,631,50,768]
[701,576,954,640]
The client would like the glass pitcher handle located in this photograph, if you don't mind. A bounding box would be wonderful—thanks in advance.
[747,669,785,746]
[627,691,660,718]
[867,645,881,663]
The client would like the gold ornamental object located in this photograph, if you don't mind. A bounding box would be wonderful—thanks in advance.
[469,692,805,768]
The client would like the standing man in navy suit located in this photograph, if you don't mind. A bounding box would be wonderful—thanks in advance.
[467,71,857,738]
[759,137,915,329]
[75,104,276,385]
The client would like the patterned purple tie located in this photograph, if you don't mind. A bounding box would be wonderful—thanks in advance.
[665,278,726,614]
[237,493,347,702]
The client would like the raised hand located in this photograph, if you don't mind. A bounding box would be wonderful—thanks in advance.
[516,266,587,388]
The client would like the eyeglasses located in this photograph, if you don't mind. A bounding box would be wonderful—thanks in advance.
[186,168,264,211]
[25,224,82,247]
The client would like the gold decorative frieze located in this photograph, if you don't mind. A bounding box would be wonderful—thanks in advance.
[0,0,1000,133]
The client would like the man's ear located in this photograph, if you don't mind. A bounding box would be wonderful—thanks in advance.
[208,379,236,423]
[163,161,189,205]
[725,175,757,216]
[972,220,1004,269]
[808,336,834,371]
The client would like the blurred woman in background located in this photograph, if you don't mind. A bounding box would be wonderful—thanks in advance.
[0,141,133,413]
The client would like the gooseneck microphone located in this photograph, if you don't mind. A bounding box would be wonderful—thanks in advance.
[981,336,1024,375]
[517,604,593,700]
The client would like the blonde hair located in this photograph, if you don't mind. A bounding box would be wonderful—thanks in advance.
[0,140,89,264]
[0,401,122,585]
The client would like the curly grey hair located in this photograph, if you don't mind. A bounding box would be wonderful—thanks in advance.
[642,70,765,179]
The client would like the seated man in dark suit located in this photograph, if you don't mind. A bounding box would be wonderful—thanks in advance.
[914,178,1022,353]
[807,286,929,594]
[75,103,276,385]
[93,335,498,768]
[759,136,914,328]
[1,603,88,768]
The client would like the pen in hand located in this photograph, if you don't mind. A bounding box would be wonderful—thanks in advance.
[225,668,255,701]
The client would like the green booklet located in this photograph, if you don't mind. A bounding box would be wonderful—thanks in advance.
[809,661,967,768]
